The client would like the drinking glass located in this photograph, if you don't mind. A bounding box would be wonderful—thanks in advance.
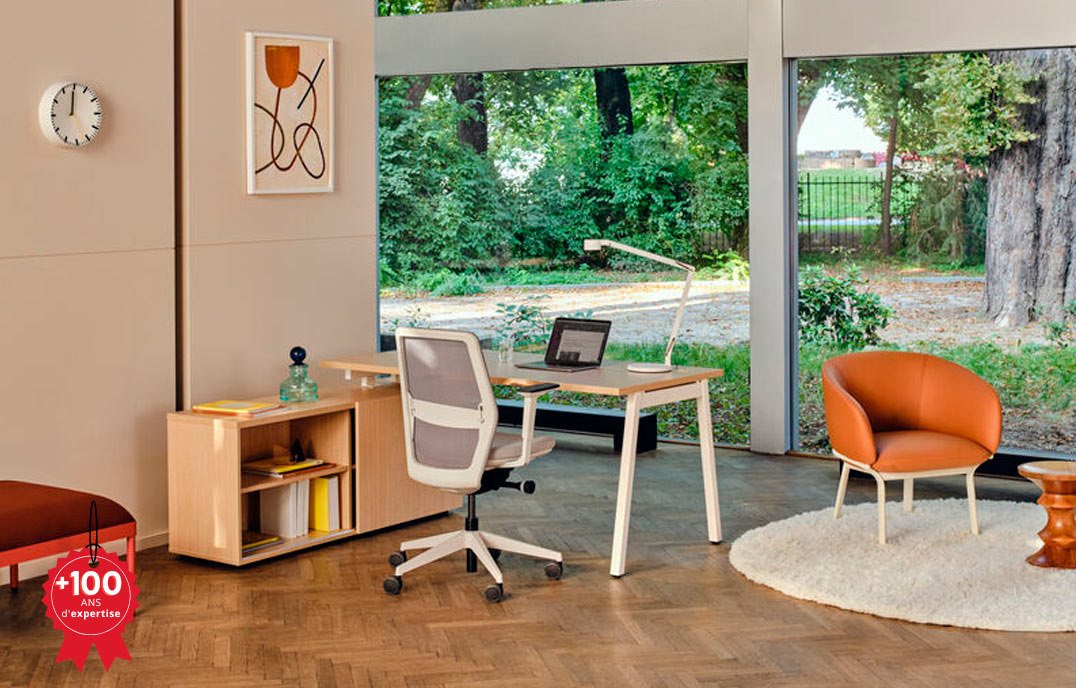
[498,335,514,364]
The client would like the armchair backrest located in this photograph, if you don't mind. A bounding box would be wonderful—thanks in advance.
[823,351,1002,464]
[395,328,498,492]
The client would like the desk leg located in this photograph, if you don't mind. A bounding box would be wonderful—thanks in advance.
[696,381,722,543]
[610,392,641,578]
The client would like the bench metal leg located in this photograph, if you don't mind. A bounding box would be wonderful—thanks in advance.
[8,564,16,592]
[696,380,722,544]
[610,392,641,577]
[126,533,136,574]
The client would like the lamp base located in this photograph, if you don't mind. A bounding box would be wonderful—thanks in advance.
[626,362,674,374]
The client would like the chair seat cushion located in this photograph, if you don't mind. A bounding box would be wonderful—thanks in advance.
[487,432,555,466]
[0,481,134,553]
[872,430,991,473]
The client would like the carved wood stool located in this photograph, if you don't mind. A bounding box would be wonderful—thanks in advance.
[1019,461,1076,569]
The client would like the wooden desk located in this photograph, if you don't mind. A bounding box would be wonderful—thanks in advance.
[321,350,724,577]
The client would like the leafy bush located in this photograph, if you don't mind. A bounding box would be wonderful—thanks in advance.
[798,265,890,347]
[697,250,749,282]
[411,269,486,297]
[495,296,554,346]
[1042,301,1076,349]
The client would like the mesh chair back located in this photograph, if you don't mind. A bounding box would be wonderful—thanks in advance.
[395,328,497,491]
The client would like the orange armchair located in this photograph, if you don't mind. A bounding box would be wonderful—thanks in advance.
[822,351,1002,543]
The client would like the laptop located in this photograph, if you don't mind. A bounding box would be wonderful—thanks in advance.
[515,317,612,373]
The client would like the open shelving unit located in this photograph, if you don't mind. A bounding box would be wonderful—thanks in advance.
[168,396,357,566]
[167,386,462,566]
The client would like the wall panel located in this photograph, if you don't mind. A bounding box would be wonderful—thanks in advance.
[179,0,378,406]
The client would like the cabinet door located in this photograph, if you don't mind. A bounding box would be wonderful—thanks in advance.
[168,420,241,564]
[354,386,461,533]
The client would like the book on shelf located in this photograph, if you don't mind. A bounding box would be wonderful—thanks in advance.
[309,476,340,532]
[192,400,283,417]
[259,481,311,539]
[243,456,327,479]
[241,531,281,554]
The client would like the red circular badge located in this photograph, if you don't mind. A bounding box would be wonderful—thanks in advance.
[42,548,139,670]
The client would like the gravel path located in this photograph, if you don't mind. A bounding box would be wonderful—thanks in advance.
[381,276,1047,348]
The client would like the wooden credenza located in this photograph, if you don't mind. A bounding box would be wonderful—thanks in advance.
[166,385,460,565]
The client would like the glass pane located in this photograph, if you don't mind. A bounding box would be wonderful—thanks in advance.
[378,63,750,445]
[796,51,1076,457]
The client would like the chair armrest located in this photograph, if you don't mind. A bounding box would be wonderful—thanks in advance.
[822,364,877,465]
[517,382,559,395]
[515,384,558,462]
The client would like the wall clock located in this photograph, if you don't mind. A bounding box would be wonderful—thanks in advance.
[38,81,103,148]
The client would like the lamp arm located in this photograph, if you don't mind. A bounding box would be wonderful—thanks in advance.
[594,240,694,272]
[663,267,694,366]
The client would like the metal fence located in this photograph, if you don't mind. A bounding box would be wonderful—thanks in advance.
[696,172,916,256]
[797,172,915,253]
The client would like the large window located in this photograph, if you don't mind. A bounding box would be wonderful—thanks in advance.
[378,62,751,445]
[378,0,623,17]
[795,52,1076,457]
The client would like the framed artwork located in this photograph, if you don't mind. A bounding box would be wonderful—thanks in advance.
[246,32,334,194]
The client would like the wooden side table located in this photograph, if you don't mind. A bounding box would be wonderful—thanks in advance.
[1018,460,1076,569]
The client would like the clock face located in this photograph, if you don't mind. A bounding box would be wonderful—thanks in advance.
[38,82,102,148]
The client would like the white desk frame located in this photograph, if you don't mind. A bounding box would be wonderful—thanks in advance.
[322,351,723,577]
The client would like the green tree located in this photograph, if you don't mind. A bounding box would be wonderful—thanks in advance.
[828,55,933,255]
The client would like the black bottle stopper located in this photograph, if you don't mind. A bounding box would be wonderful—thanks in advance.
[290,346,307,366]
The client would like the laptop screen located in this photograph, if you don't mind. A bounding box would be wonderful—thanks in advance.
[545,318,611,366]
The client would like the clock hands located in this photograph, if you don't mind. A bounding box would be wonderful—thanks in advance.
[70,85,75,117]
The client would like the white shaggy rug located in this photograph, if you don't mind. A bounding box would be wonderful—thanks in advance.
[729,498,1076,632]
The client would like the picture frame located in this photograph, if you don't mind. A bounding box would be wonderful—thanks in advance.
[245,31,334,195]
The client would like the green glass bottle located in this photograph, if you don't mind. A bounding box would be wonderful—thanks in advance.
[280,346,318,403]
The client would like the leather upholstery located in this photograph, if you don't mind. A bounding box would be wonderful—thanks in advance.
[822,352,1001,472]
[0,481,134,552]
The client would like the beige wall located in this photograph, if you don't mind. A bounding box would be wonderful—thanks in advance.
[0,1,175,579]
[179,0,378,405]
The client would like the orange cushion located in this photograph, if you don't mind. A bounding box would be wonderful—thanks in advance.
[872,430,991,473]
[0,481,134,553]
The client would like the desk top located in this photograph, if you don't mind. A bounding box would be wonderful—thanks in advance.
[320,350,722,396]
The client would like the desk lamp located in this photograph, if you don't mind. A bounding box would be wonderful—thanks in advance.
[583,239,695,374]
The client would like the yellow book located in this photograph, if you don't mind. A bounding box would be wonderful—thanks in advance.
[243,456,326,478]
[193,400,282,416]
[309,476,339,531]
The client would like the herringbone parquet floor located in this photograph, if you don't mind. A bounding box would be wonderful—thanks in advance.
[0,435,1062,688]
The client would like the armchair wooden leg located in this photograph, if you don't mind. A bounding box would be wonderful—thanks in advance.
[966,471,980,535]
[875,475,887,545]
[903,479,914,512]
[834,462,850,518]
[8,564,16,592]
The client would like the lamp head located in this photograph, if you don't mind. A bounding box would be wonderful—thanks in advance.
[583,239,606,252]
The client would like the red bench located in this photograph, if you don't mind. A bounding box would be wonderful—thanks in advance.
[0,481,136,591]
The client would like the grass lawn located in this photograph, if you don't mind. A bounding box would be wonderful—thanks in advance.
[498,339,1074,453]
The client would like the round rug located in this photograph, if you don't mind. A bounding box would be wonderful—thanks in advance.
[728,498,1076,632]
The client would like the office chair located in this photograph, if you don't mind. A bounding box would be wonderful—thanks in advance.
[383,327,563,602]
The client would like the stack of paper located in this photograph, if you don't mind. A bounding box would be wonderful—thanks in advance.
[260,481,311,538]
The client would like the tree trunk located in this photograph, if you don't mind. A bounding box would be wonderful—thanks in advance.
[452,72,488,153]
[405,75,432,110]
[594,67,633,140]
[450,0,488,154]
[986,49,1076,325]
[879,115,899,255]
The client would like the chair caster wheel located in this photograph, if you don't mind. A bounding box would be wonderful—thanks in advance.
[489,548,501,562]
[383,575,403,595]
[484,583,504,603]
[388,551,407,567]
[544,561,563,579]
